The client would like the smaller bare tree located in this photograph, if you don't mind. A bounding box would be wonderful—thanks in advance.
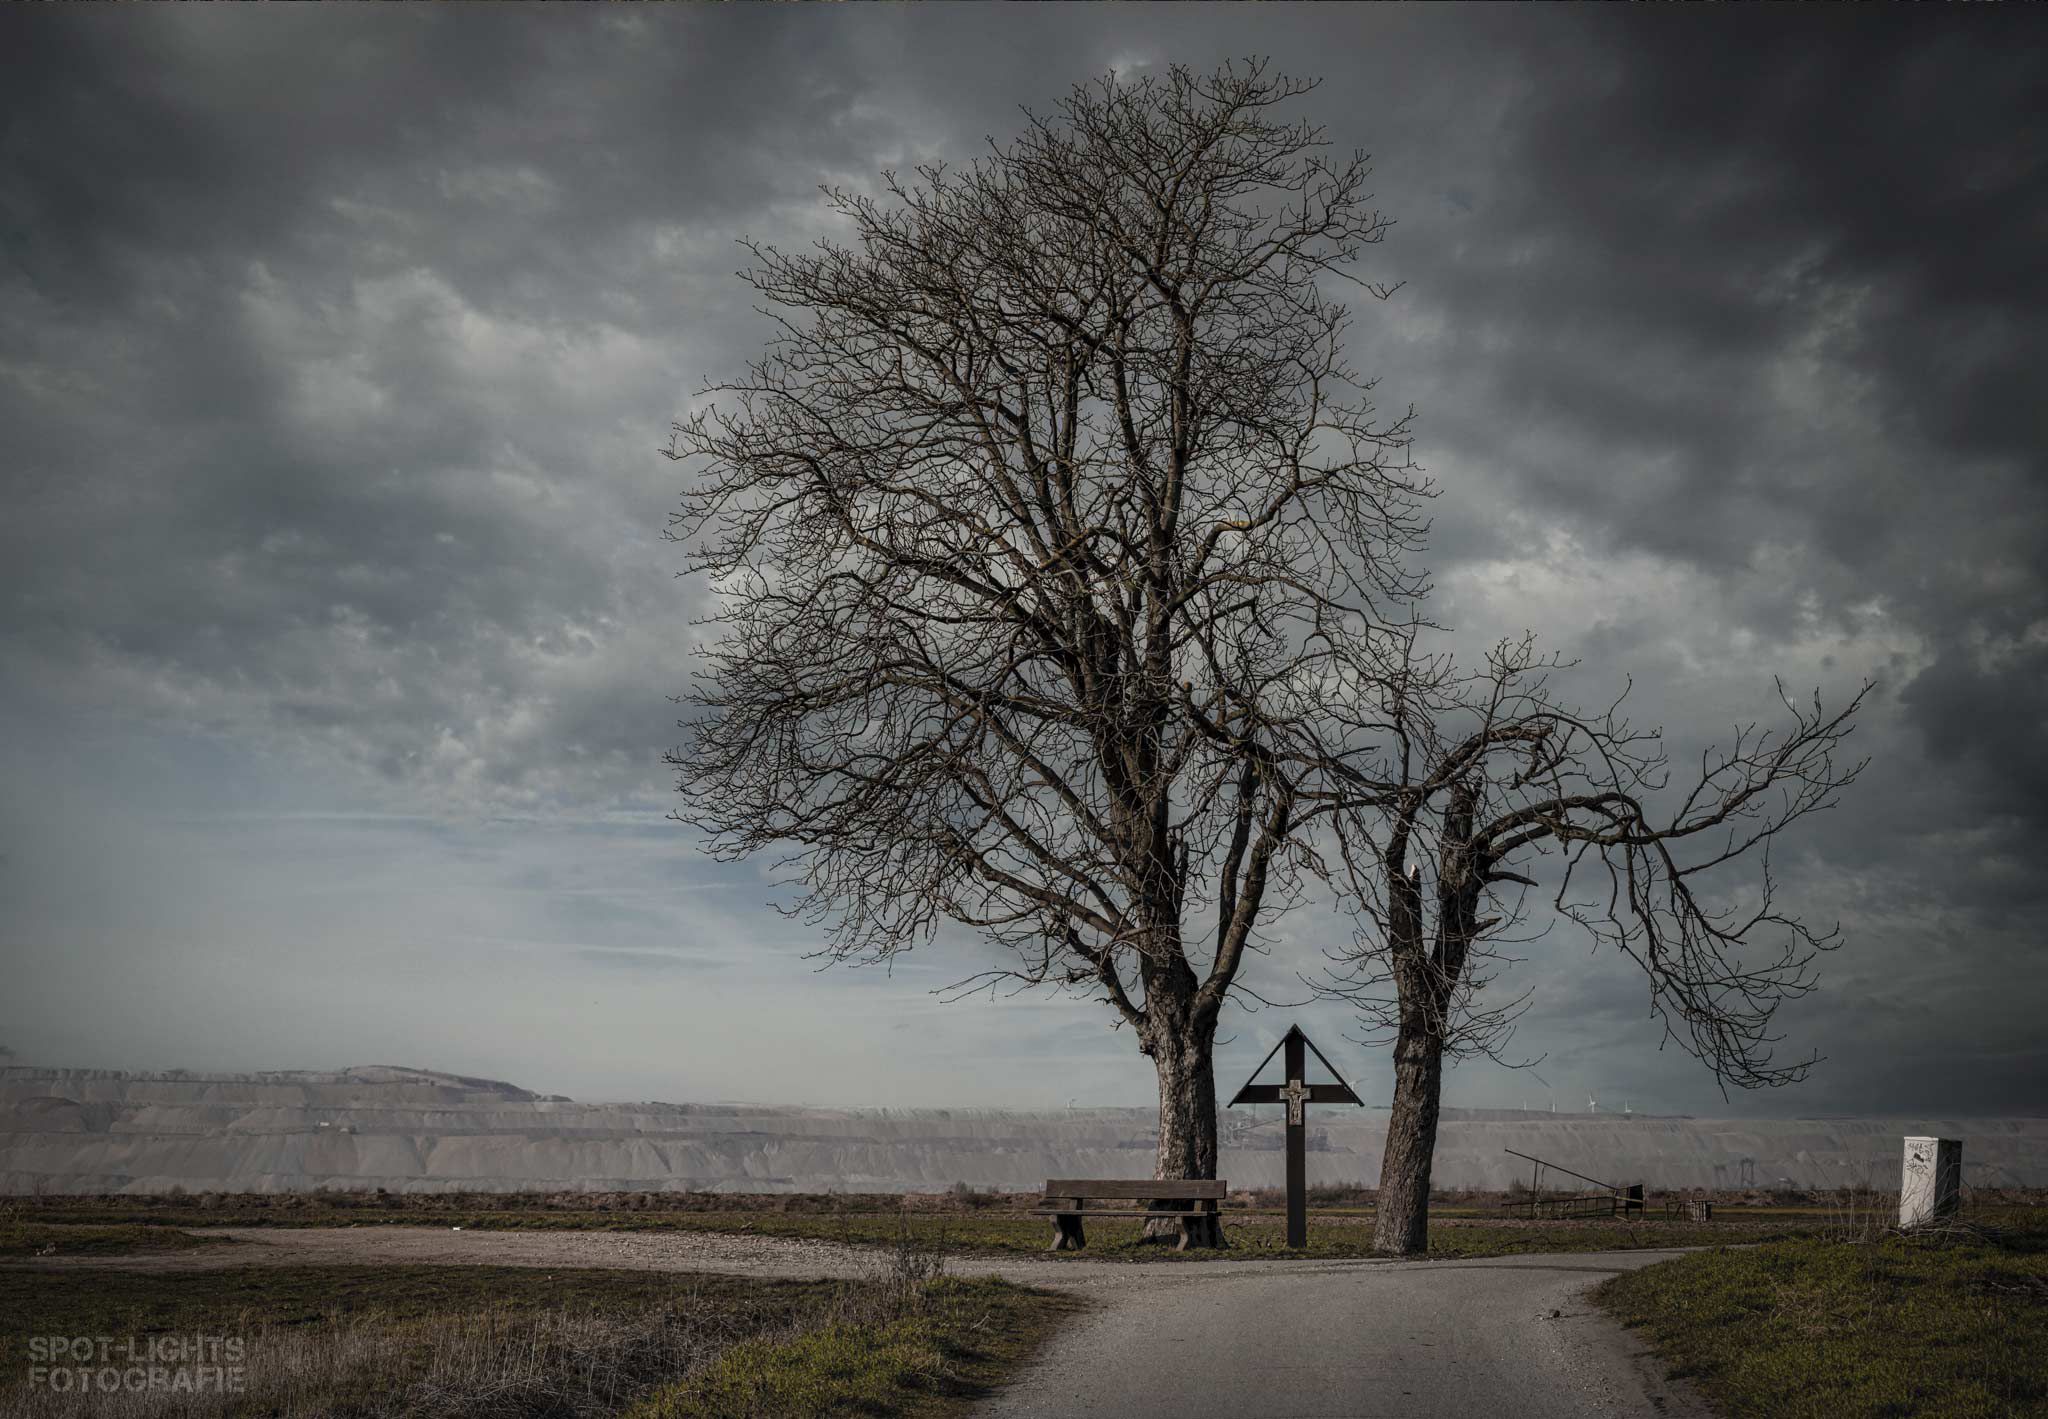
[1322,632,1868,1255]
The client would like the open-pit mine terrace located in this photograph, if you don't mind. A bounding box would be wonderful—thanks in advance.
[4,1065,2044,1195]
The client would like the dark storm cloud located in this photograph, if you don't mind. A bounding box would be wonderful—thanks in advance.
[1,9,922,807]
[1394,14,2046,709]
[1,9,2041,1112]
[1308,15,2046,1114]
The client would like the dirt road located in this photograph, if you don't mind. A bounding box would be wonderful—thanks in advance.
[19,1224,887,1278]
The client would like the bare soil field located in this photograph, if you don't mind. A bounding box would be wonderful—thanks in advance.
[15,1225,884,1279]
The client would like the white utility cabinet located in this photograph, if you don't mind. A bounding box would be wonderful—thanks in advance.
[1899,1136,1962,1228]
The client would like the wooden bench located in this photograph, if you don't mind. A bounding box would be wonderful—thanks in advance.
[1034,1178,1228,1252]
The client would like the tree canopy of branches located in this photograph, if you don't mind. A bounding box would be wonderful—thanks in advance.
[1321,633,1868,1254]
[663,60,1424,1188]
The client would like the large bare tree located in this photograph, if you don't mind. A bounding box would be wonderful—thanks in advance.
[663,61,1425,1191]
[1321,632,1868,1254]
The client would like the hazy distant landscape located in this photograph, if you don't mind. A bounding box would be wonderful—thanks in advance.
[6,8,2045,1415]
[7,1065,2044,1198]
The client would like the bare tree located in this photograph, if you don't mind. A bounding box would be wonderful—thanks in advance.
[1320,632,1868,1255]
[663,61,1425,1196]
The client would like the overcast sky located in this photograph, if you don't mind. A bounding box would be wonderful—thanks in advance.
[2,9,2042,1119]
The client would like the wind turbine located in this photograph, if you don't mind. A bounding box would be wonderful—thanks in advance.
[1587,1093,1599,1115]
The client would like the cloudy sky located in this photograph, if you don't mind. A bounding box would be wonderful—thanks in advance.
[3,9,2042,1119]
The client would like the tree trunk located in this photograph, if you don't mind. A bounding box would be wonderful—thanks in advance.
[1143,1018,1221,1244]
[1152,1029,1219,1180]
[1373,1018,1444,1256]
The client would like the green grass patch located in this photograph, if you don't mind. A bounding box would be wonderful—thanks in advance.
[0,1222,229,1259]
[1419,1222,1744,1259]
[1594,1231,2048,1418]
[628,1277,1085,1419]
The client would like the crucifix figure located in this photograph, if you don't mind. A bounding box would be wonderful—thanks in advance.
[1229,1025,1362,1248]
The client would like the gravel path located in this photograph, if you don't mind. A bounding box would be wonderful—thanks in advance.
[14,1228,1710,1417]
[975,1249,1712,1419]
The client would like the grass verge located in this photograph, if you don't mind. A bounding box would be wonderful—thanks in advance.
[1593,1226,2048,1418]
[0,1257,1078,1418]
[0,1224,229,1259]
[626,1277,1085,1419]
[16,1193,2044,1264]
[509,1208,1834,1263]
[0,1195,1835,1259]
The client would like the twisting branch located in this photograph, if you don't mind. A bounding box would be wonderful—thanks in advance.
[1322,632,1870,1090]
[663,62,1425,1110]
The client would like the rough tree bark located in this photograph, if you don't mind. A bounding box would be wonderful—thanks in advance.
[1372,784,1481,1253]
[1375,1015,1444,1256]
[1147,988,1220,1182]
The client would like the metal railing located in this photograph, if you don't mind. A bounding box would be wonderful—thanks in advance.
[1500,1149,1645,1219]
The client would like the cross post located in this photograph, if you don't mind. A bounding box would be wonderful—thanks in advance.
[1283,1029,1306,1243]
[1228,1025,1362,1248]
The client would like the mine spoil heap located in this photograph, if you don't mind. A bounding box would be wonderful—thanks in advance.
[3,1066,2044,1195]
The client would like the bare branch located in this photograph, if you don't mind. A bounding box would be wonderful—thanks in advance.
[1319,629,1868,1092]
[664,61,1426,1181]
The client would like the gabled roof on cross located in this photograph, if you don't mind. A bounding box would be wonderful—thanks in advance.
[1227,1024,1362,1107]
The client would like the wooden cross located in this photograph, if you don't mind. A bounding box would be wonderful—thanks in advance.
[1228,1025,1362,1248]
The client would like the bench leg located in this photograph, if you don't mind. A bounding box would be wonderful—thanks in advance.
[1049,1213,1086,1252]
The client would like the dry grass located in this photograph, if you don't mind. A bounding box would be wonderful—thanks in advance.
[5,1304,718,1419]
[0,1221,1073,1418]
[12,1188,2042,1264]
